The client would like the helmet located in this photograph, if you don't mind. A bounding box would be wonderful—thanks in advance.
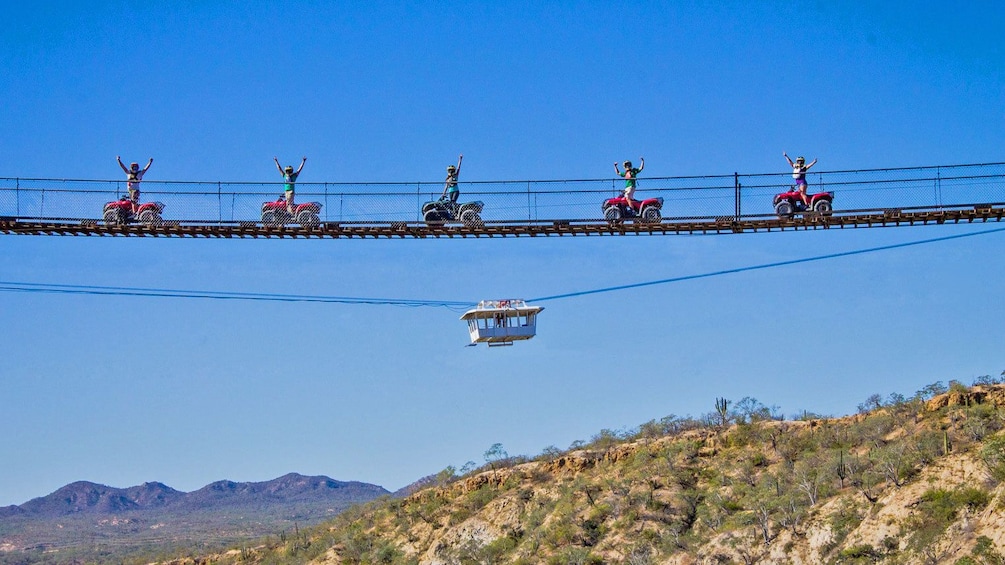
[285,166,294,173]
[796,156,805,163]
[130,162,139,169]
[447,165,456,172]
[623,161,632,168]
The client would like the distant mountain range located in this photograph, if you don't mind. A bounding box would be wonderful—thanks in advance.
[0,473,390,554]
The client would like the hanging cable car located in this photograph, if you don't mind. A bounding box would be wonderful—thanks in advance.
[460,299,544,347]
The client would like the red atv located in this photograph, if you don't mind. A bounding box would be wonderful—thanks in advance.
[602,195,663,223]
[261,198,322,227]
[103,196,165,226]
[773,188,834,218]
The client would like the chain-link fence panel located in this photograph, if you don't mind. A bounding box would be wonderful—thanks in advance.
[1,163,1003,226]
[736,163,1005,217]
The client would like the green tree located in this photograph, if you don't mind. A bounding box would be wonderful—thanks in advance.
[916,381,948,400]
[485,443,509,470]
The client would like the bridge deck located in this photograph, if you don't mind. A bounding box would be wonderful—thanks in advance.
[3,204,1002,238]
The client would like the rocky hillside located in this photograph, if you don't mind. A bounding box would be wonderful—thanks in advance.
[186,382,1005,565]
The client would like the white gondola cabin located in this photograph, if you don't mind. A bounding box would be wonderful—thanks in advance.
[460,299,544,347]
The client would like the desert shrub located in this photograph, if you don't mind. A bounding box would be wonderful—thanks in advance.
[949,380,970,393]
[823,499,863,553]
[465,485,500,511]
[971,535,1005,564]
[547,546,602,565]
[588,428,625,450]
[917,381,948,400]
[579,515,607,547]
[537,445,564,462]
[964,404,1004,441]
[542,520,576,548]
[907,487,991,553]
[449,506,473,525]
[839,543,880,559]
[732,396,773,424]
[974,372,1005,386]
[953,487,990,512]
[371,541,403,564]
[980,433,1005,482]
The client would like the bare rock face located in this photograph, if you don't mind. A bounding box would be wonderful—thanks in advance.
[926,384,1005,411]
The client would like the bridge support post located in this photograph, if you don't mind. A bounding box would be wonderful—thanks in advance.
[734,172,741,221]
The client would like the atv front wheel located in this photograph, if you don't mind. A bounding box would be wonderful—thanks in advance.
[103,208,123,225]
[604,206,623,223]
[424,208,447,226]
[774,201,794,218]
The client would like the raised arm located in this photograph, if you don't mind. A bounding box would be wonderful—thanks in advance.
[295,157,306,175]
[613,162,621,175]
[117,156,129,174]
[141,158,153,174]
[455,154,463,176]
[637,157,645,172]
[804,158,818,170]
[274,156,283,174]
[783,152,795,167]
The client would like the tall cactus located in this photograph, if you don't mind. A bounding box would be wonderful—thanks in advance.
[836,451,847,488]
[715,397,730,428]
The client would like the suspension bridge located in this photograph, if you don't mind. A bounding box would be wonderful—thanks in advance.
[1,162,1003,238]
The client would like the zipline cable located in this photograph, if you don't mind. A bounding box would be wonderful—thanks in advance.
[0,282,474,309]
[528,226,1005,303]
[1,227,1001,307]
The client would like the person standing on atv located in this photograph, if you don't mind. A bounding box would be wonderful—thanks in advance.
[275,156,306,216]
[117,156,153,215]
[614,157,644,212]
[784,152,817,208]
[440,154,463,206]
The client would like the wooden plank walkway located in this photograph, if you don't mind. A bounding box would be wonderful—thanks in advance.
[2,205,1003,239]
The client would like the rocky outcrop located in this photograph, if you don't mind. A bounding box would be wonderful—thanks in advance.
[926,384,1005,411]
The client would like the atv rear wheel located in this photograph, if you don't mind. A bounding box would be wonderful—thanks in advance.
[460,209,482,227]
[641,206,662,223]
[297,210,320,228]
[813,199,833,215]
[138,209,163,227]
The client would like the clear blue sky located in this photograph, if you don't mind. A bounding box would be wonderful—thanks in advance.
[1,1,1003,507]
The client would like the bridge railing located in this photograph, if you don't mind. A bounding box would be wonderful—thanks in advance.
[1,162,1003,225]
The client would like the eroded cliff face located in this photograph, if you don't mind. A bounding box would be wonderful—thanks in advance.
[926,384,1005,411]
[168,385,1005,565]
[379,452,1002,564]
